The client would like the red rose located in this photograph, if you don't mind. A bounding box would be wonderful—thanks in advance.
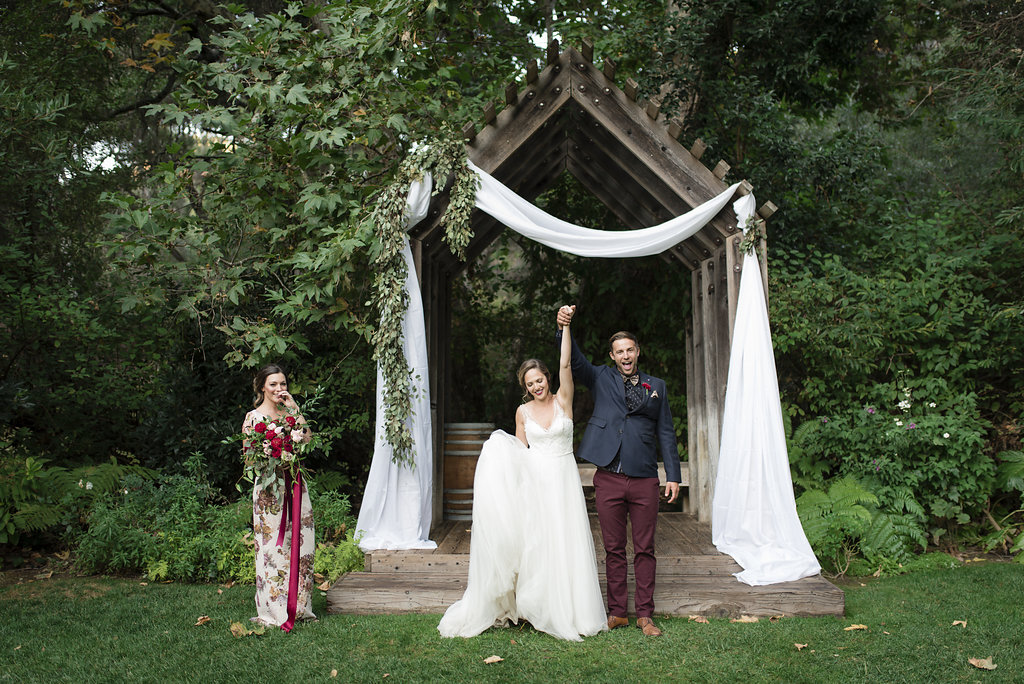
[283,442,293,453]
[265,429,276,440]
[270,438,283,449]
[642,382,652,392]
[271,448,281,459]
[254,422,266,433]
[285,416,296,427]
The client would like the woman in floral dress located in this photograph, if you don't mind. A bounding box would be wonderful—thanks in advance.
[242,364,316,630]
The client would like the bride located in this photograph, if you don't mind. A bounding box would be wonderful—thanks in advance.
[438,310,607,641]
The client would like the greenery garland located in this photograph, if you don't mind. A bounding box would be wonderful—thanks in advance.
[738,215,767,256]
[369,133,478,466]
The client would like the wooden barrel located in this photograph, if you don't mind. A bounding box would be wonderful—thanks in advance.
[442,422,494,520]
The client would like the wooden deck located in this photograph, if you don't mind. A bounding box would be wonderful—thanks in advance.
[327,512,845,618]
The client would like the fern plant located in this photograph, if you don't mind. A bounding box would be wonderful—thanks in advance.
[979,451,1024,562]
[796,477,877,576]
[0,449,154,547]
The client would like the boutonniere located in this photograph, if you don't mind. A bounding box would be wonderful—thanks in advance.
[641,381,652,396]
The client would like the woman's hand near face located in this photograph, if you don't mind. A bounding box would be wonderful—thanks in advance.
[277,390,299,410]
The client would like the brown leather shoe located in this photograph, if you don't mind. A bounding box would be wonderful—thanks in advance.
[637,617,662,636]
[607,615,629,630]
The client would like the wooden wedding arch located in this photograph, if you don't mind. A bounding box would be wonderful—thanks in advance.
[407,40,778,524]
[328,40,844,619]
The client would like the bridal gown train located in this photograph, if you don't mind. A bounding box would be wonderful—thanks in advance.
[437,401,607,641]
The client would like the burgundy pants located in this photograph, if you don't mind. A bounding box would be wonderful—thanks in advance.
[593,469,660,618]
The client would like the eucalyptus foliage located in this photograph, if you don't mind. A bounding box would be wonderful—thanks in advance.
[368,138,477,465]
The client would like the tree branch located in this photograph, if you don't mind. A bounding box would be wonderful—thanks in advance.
[97,72,177,121]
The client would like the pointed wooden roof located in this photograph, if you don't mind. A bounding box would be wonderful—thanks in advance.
[409,40,775,272]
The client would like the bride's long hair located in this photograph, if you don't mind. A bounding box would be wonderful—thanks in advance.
[517,358,550,403]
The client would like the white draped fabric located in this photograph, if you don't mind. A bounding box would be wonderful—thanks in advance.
[356,176,437,551]
[357,161,821,587]
[710,195,821,585]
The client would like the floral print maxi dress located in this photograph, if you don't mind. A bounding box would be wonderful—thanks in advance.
[243,410,316,627]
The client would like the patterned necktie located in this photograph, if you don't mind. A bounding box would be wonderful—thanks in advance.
[624,375,643,412]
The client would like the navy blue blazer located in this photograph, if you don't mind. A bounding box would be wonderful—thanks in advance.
[557,331,682,482]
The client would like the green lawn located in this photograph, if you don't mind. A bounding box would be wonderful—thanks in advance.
[1,562,1021,683]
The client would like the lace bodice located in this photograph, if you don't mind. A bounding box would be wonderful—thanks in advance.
[523,400,574,457]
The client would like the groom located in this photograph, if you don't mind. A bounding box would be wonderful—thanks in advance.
[556,305,681,637]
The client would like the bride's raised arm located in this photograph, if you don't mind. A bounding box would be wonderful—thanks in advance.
[557,313,574,419]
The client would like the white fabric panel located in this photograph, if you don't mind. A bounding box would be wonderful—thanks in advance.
[356,175,437,551]
[469,160,742,257]
[710,194,821,585]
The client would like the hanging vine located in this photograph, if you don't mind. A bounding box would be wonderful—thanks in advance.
[369,132,478,466]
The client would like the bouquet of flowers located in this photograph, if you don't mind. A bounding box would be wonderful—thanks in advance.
[240,408,312,494]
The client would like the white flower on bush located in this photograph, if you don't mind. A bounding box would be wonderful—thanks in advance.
[897,399,911,411]
[943,432,950,439]
[896,420,904,427]
[78,479,84,488]
[85,481,93,490]
[929,402,937,408]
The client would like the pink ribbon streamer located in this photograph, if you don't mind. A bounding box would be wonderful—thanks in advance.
[276,470,303,633]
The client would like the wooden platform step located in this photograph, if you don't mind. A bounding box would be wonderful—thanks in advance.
[364,551,743,576]
[326,571,844,618]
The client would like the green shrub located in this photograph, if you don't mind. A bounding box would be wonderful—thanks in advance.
[790,386,991,542]
[313,531,365,584]
[310,488,357,546]
[0,444,154,550]
[73,453,363,583]
[979,450,1024,562]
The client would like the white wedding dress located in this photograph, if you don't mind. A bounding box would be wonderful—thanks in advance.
[437,401,608,641]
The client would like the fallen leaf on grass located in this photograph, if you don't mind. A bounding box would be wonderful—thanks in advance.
[318,580,332,591]
[688,615,709,624]
[217,589,223,595]
[139,582,148,586]
[194,616,211,626]
[229,621,266,638]
[56,550,70,561]
[794,643,808,651]
[844,624,868,631]
[510,639,517,645]
[330,670,337,678]
[35,570,53,580]
[483,656,504,664]
[768,615,784,623]
[952,620,967,628]
[883,631,890,635]
[14,645,21,651]
[968,657,996,670]
[220,581,234,589]
[731,615,758,623]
